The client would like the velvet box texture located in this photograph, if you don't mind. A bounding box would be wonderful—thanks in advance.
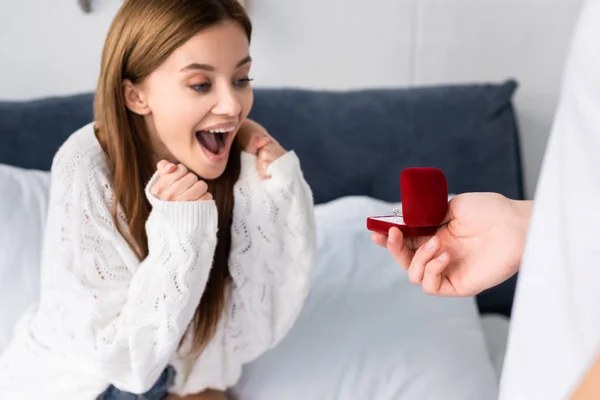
[366,167,449,236]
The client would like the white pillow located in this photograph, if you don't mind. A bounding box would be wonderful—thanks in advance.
[233,196,499,400]
[0,164,50,352]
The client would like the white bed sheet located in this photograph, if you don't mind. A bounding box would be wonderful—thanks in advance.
[234,196,501,400]
[481,314,510,380]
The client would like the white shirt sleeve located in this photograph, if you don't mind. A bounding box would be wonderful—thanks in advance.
[500,0,600,398]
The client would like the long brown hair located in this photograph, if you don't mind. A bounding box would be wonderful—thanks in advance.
[94,0,252,354]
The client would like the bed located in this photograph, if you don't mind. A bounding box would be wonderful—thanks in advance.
[0,82,521,398]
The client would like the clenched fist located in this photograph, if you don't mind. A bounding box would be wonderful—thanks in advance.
[237,119,286,179]
[245,134,286,179]
[150,160,212,201]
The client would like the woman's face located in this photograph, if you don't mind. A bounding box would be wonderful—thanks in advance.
[126,20,253,179]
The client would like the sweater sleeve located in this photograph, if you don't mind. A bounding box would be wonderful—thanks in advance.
[224,150,316,362]
[44,155,218,393]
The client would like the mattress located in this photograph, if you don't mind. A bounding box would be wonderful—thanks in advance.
[481,314,510,380]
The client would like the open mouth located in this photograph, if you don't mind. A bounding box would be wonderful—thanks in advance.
[195,129,230,155]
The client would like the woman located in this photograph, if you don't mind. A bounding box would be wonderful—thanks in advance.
[0,0,315,398]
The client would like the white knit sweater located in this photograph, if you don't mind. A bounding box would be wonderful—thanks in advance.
[0,123,316,398]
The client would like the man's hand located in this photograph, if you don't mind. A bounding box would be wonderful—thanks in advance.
[372,193,532,296]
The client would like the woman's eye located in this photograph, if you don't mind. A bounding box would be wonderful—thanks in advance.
[190,83,211,92]
[234,77,254,88]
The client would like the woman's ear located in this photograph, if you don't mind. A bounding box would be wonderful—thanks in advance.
[123,79,151,115]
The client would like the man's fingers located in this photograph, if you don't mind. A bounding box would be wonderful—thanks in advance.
[407,236,442,284]
[421,252,451,294]
[371,232,388,247]
[386,227,414,271]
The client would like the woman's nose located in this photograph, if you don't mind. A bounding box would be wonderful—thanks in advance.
[211,84,242,117]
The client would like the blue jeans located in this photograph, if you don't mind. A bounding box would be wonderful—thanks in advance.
[97,366,176,400]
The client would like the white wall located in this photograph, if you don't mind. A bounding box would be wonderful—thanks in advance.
[0,0,121,99]
[0,0,584,198]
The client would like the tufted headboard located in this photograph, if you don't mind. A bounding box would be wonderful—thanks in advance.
[0,81,523,316]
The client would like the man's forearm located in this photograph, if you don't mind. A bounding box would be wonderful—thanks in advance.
[569,350,600,399]
[166,390,227,400]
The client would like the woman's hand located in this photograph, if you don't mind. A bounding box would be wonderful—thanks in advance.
[150,160,212,201]
[372,192,532,296]
[236,118,265,151]
[237,119,286,179]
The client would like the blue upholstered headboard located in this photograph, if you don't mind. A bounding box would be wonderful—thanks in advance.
[0,81,523,316]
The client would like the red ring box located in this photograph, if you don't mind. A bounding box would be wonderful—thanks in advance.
[366,167,449,237]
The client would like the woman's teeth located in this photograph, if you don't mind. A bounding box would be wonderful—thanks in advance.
[207,127,234,134]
